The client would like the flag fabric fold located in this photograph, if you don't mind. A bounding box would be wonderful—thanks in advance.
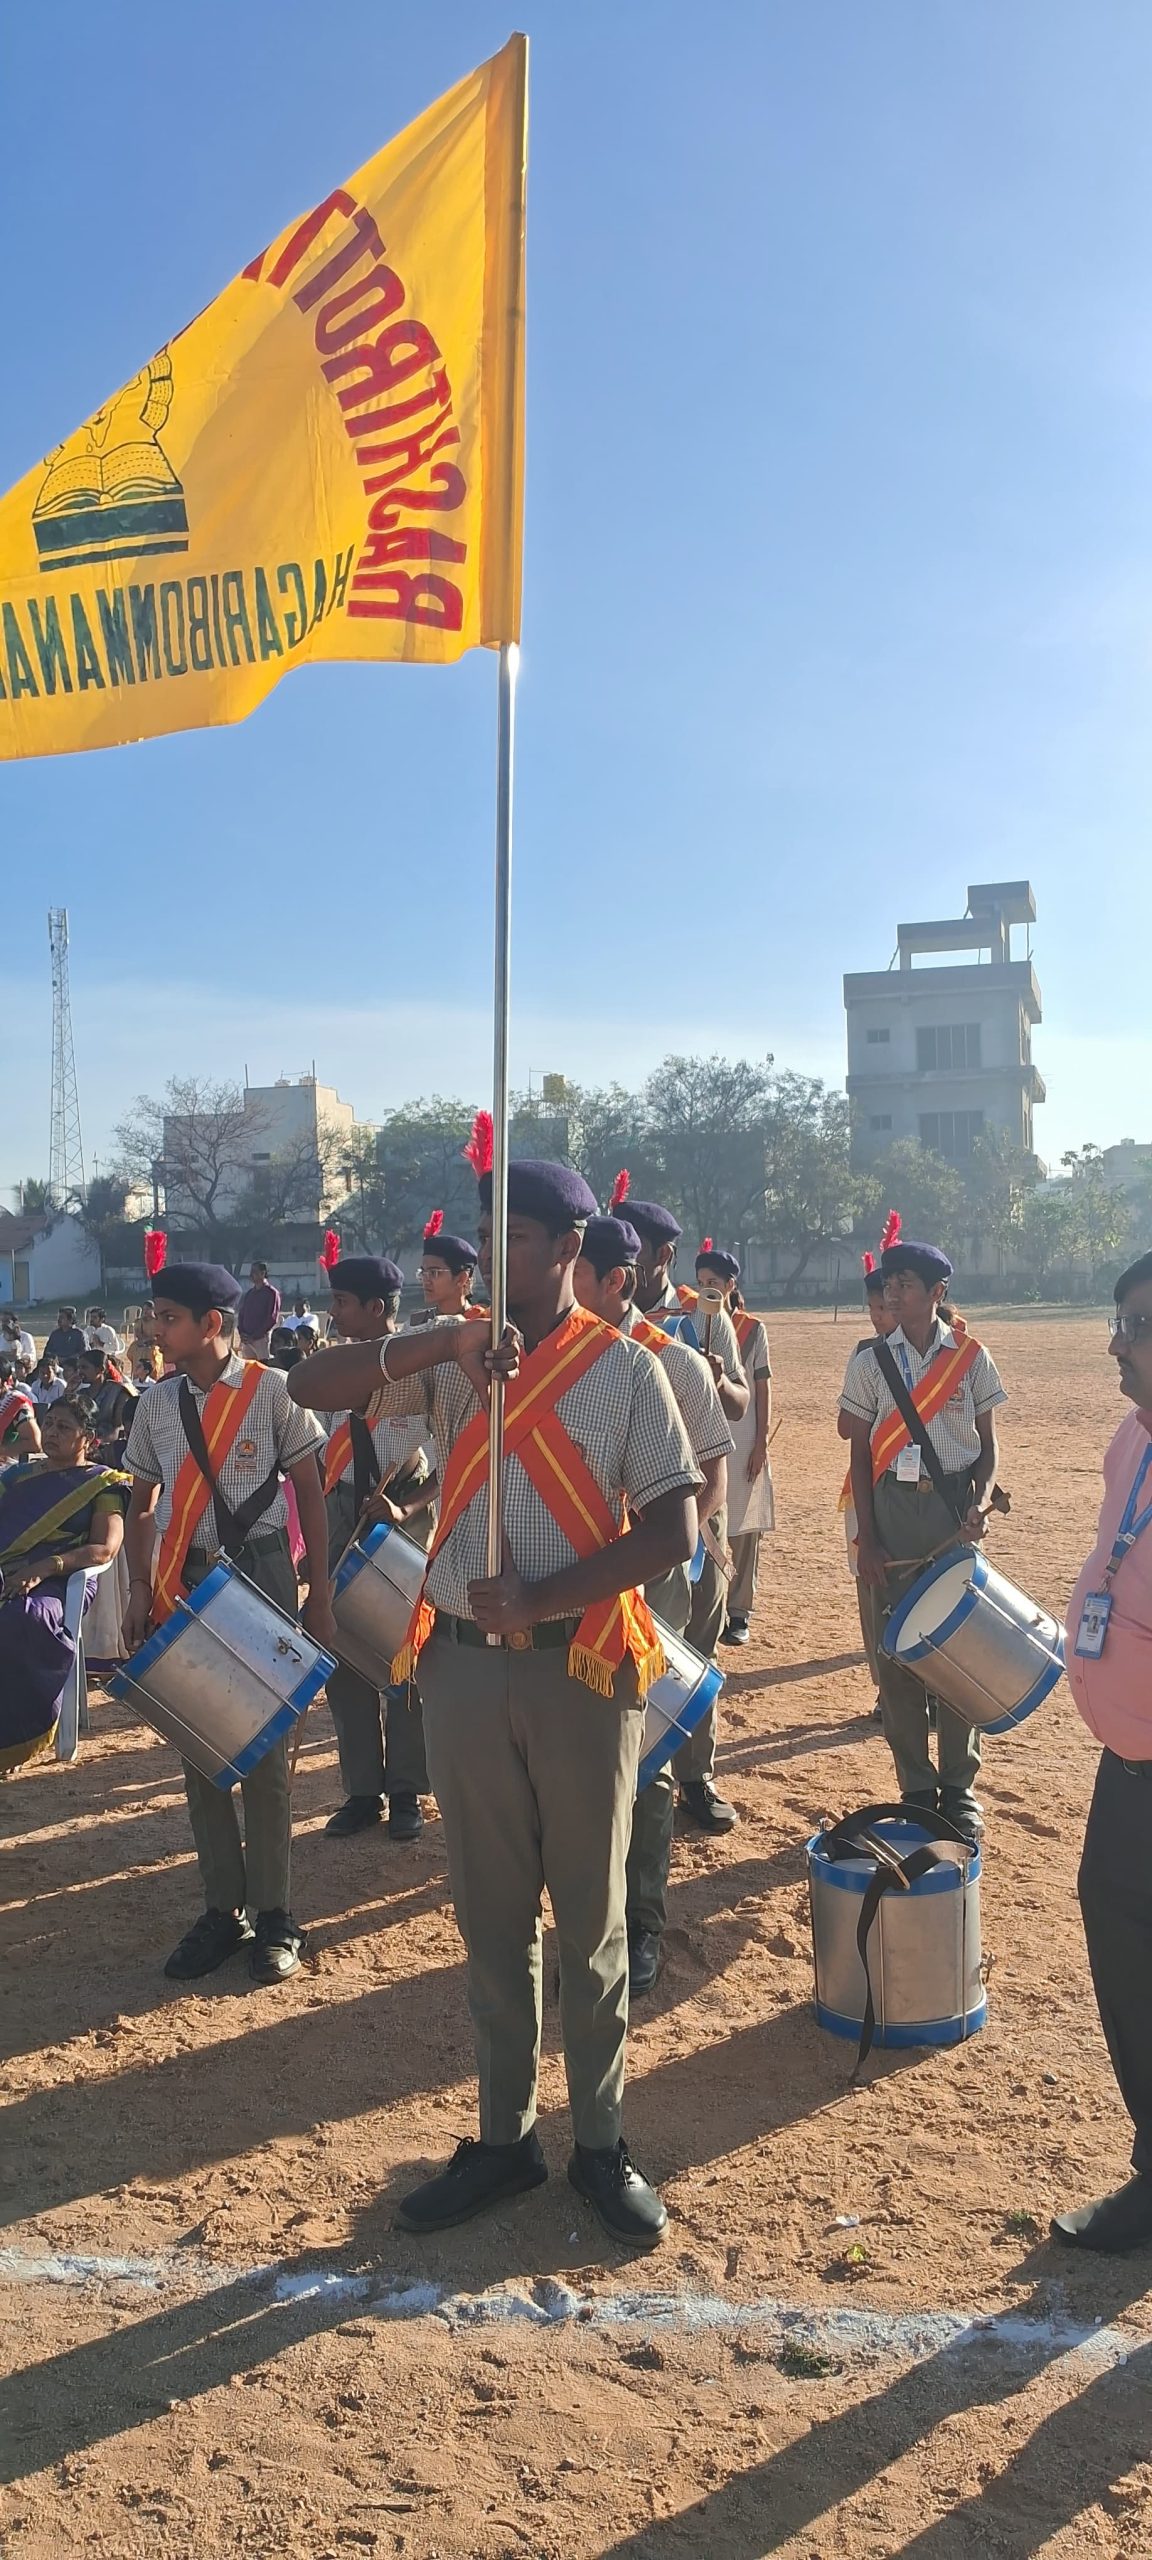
[0,34,526,761]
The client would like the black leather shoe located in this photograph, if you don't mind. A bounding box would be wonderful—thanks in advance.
[939,1787,983,1846]
[628,1926,660,1997]
[250,1909,304,1983]
[387,1791,424,1841]
[680,1779,738,1833]
[1051,2177,1152,2252]
[396,2132,548,2232]
[325,1794,384,1836]
[568,2139,667,2248]
[721,1617,750,1646]
[164,1908,253,1980]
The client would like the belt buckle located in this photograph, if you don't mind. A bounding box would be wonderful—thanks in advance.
[507,1628,532,1652]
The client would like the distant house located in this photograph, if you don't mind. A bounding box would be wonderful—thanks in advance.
[0,1210,101,1308]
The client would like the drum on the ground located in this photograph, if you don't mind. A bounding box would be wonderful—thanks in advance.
[638,1621,724,1793]
[881,1544,1064,1734]
[807,1810,985,2053]
[110,1561,335,1787]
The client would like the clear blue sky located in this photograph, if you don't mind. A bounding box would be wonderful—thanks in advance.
[2,0,1150,1193]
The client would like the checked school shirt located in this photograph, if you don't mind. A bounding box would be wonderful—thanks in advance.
[125,1353,324,1547]
[373,1316,700,1619]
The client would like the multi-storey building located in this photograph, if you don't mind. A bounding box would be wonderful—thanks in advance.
[844,881,1044,1167]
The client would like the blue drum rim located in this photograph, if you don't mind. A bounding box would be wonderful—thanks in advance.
[881,1545,982,1664]
[636,1657,724,1790]
[983,1645,1066,1733]
[806,1821,981,1890]
[109,1562,336,1701]
[216,1689,327,1788]
[333,1518,395,1596]
[815,1996,987,2048]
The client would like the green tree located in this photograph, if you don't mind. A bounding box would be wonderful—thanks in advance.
[643,1053,778,1243]
[962,1128,1039,1272]
[760,1073,860,1289]
[861,1137,966,1254]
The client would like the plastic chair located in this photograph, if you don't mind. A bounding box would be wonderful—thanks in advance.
[55,1561,112,1764]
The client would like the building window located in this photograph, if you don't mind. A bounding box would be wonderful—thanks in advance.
[919,1110,985,1161]
[866,1026,891,1045]
[916,1023,982,1073]
[870,1114,892,1131]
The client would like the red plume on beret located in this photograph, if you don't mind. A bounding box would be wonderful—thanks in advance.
[423,1209,445,1243]
[143,1229,167,1279]
[700,1236,714,1255]
[862,1251,876,1276]
[609,1168,630,1209]
[880,1210,902,1253]
[320,1229,341,1270]
[463,1109,494,1177]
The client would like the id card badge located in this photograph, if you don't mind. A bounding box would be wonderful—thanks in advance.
[895,1444,922,1485]
[1074,1592,1113,1660]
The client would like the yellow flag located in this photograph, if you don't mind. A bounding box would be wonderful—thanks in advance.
[0,37,526,762]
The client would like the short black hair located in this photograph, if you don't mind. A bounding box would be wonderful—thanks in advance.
[251,1260,268,1276]
[217,1308,239,1341]
[1116,1252,1152,1304]
[59,1306,76,1321]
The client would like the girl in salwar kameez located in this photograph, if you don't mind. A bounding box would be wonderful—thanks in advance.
[0,1397,128,1774]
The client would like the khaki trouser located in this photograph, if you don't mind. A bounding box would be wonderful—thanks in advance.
[324,1483,429,1798]
[181,1536,298,1914]
[672,1507,729,1785]
[626,1567,691,1941]
[418,1627,643,2150]
[861,1473,982,1800]
[727,1530,761,1622]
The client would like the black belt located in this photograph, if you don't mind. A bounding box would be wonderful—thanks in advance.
[436,1613,579,1653]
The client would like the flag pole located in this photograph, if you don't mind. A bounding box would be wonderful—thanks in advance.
[485,639,519,1590]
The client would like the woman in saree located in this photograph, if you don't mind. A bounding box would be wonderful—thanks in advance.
[0,1395,128,1774]
[0,1358,41,1459]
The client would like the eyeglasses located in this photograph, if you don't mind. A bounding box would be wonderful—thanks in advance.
[1110,1312,1152,1346]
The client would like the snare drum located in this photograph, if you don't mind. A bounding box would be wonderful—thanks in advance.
[332,1521,429,1685]
[882,1545,1064,1734]
[638,1621,724,1793]
[110,1562,335,1787]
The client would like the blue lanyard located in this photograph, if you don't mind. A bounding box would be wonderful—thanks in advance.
[1102,1442,1152,1588]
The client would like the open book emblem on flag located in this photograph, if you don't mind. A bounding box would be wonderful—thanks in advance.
[32,348,189,573]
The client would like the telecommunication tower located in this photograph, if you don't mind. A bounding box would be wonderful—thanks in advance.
[48,908,86,1205]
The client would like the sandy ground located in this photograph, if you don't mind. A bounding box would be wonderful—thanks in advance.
[4,1307,1152,2558]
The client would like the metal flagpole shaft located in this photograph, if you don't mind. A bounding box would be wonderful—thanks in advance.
[485,640,519,1595]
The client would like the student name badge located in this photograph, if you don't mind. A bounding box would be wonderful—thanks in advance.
[895,1444,922,1485]
[1074,1592,1113,1660]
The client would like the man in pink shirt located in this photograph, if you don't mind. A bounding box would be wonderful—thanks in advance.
[1053,1251,1152,2252]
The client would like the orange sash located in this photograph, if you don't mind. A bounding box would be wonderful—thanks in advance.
[732,1308,758,1356]
[153,1362,267,1620]
[838,1331,983,1510]
[323,1418,355,1496]
[676,1284,698,1312]
[629,1314,684,1361]
[391,1306,665,1700]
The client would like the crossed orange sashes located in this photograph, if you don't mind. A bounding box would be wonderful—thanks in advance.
[391,1306,666,1700]
[153,1362,266,1620]
[838,1329,983,1512]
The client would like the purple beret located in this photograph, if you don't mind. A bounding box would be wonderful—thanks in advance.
[695,1246,740,1285]
[153,1263,242,1317]
[328,1256,403,1301]
[420,1233,478,1275]
[880,1240,954,1287]
[478,1160,599,1228]
[579,1215,643,1278]
[626,1199,683,1248]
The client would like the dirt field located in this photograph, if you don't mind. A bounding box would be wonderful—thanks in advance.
[4,1307,1152,2559]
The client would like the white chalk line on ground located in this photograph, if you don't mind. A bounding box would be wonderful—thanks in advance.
[0,2247,1143,2372]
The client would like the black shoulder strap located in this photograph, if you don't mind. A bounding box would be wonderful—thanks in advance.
[349,1410,381,1514]
[871,1339,966,1527]
[177,1378,281,1558]
[817,1802,977,2078]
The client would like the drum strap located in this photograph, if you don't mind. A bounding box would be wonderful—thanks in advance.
[820,1802,977,2078]
[871,1342,968,1528]
[177,1380,282,1562]
[349,1412,381,1515]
